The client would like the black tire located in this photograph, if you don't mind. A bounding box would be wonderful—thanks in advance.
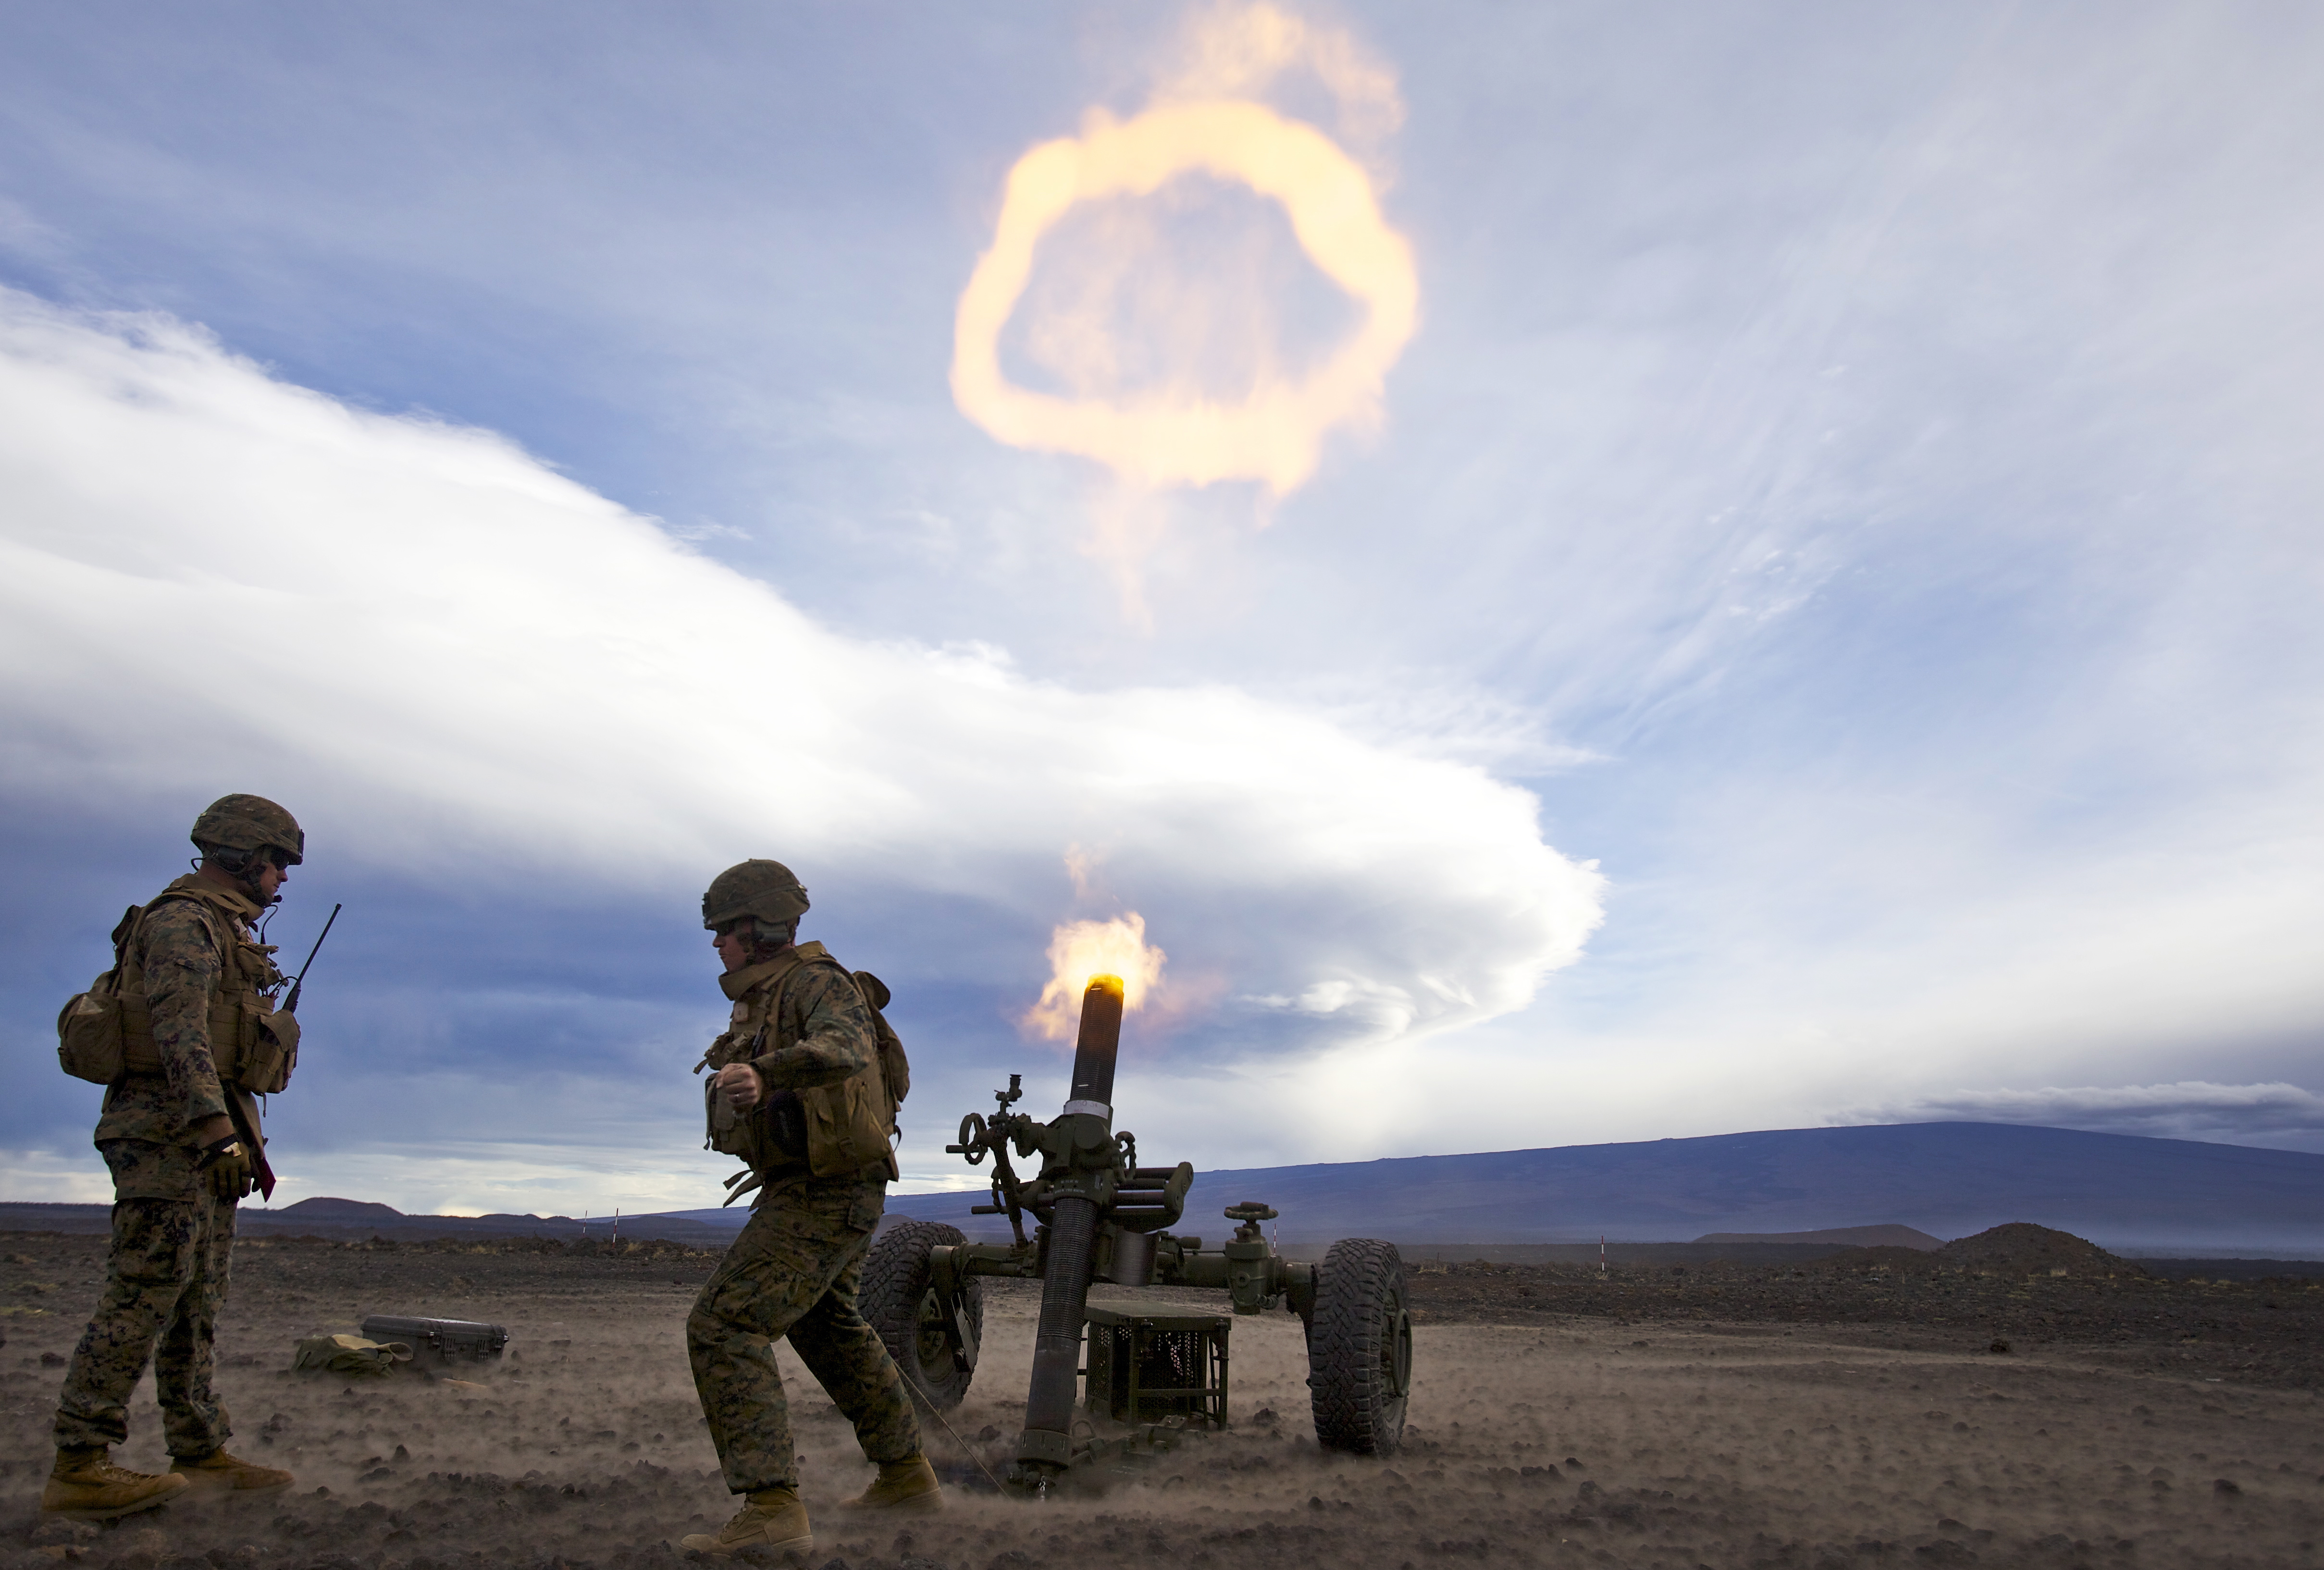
[861,1217,983,1410]
[1308,1237,1412,1456]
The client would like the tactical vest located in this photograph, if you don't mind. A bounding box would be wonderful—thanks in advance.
[698,941,907,1183]
[55,876,300,1093]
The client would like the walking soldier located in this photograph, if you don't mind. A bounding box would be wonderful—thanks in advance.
[681,859,937,1557]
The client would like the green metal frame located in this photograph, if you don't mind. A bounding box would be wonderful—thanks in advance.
[1083,1305,1231,1428]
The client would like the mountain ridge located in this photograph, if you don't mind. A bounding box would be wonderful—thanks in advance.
[886,1120,2324,1252]
[5,1122,2317,1253]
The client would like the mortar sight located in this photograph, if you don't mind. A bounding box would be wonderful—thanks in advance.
[878,971,1416,1490]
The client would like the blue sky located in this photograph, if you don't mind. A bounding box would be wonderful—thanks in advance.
[4,1,2321,1216]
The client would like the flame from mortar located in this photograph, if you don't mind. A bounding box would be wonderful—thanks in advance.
[1023,913,1167,1042]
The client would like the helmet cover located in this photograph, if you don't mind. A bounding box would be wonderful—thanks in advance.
[703,859,810,931]
[190,794,305,865]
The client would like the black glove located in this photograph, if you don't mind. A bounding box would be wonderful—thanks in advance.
[197,1136,256,1201]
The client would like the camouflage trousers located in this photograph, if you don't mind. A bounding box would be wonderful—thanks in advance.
[53,1140,236,1456]
[687,1172,918,1494]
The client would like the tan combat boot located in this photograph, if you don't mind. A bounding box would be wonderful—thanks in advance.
[678,1485,813,1557]
[839,1454,942,1511]
[171,1450,296,1494]
[40,1447,190,1521]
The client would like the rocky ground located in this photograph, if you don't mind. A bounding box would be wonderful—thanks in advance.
[1401,1242,2324,1390]
[4,1228,2322,1570]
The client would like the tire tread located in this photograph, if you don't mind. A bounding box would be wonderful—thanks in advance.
[860,1216,982,1410]
[1308,1236,1409,1456]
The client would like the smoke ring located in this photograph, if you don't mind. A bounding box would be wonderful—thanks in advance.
[952,99,1419,496]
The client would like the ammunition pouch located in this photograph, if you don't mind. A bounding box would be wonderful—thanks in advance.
[801,1065,897,1180]
[57,984,128,1086]
[766,1090,808,1162]
[704,1070,807,1173]
[240,1008,300,1094]
[55,886,297,1093]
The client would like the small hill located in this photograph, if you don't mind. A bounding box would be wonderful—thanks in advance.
[1935,1222,2143,1277]
[272,1197,405,1222]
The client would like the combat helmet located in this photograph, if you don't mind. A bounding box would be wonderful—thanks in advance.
[703,859,810,932]
[191,794,305,866]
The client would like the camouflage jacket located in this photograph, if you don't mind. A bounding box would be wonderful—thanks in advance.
[96,877,268,1146]
[705,942,896,1180]
[719,944,880,1092]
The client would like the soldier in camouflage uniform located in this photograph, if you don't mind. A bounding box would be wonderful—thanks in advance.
[679,859,937,1558]
[43,797,305,1521]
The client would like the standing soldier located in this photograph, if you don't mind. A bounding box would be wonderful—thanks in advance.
[680,859,937,1558]
[43,796,305,1520]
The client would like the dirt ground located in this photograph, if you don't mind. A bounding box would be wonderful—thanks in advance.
[5,1231,2323,1570]
[1401,1250,2324,1390]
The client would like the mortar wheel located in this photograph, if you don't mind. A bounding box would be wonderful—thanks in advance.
[1307,1237,1412,1456]
[862,1217,982,1409]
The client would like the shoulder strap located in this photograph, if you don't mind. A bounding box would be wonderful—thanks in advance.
[149,873,256,918]
[138,888,233,969]
[763,942,849,1048]
[102,905,142,983]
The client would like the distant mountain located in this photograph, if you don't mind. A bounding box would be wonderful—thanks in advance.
[1695,1225,1943,1250]
[885,1122,2324,1255]
[235,1202,740,1245]
[9,1122,2315,1256]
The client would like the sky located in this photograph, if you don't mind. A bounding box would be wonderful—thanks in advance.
[3,0,2321,1217]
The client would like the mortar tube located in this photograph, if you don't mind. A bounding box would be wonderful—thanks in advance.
[1017,975,1125,1472]
[1017,1191,1098,1471]
[1064,974,1124,1115]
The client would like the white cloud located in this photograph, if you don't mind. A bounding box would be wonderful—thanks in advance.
[1868,1082,2324,1146]
[0,1147,116,1205]
[0,289,1603,1059]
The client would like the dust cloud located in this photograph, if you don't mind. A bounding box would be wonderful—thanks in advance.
[4,1234,2321,1569]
